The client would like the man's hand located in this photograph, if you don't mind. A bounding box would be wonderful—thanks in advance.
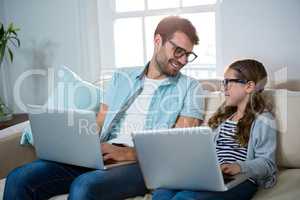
[101,143,137,163]
[220,163,241,176]
[174,116,202,128]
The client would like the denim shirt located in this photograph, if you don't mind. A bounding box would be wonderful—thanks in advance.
[100,64,205,142]
[213,112,278,188]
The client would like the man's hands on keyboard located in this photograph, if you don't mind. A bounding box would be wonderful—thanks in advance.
[101,143,137,163]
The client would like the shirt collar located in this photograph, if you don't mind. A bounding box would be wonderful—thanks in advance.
[136,62,181,85]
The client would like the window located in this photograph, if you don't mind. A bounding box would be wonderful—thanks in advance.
[98,0,217,79]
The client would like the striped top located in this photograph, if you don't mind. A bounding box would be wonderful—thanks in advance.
[216,120,248,165]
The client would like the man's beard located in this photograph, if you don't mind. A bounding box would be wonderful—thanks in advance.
[155,55,184,77]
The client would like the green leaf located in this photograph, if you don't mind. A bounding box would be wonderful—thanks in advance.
[16,38,20,47]
[8,23,13,32]
[0,44,5,64]
[8,47,13,63]
[10,28,20,37]
[9,37,20,47]
[13,27,20,32]
[0,22,20,65]
[0,24,4,37]
[0,52,4,65]
[11,30,17,36]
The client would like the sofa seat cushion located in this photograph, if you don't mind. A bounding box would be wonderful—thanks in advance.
[0,178,4,199]
[253,169,300,200]
[48,194,68,200]
[1,169,300,200]
[35,169,300,200]
[47,194,152,200]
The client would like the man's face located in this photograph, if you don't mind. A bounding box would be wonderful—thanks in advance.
[154,31,195,77]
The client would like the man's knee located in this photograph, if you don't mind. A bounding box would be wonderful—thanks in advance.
[4,165,33,199]
[4,160,57,200]
[68,172,105,200]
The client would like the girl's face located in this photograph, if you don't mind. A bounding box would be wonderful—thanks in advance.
[223,68,252,107]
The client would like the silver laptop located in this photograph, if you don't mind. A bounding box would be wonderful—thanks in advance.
[29,108,135,170]
[132,127,248,191]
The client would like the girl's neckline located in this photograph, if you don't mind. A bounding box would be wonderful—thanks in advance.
[225,119,238,124]
[227,112,240,123]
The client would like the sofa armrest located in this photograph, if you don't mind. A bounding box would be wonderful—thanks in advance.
[0,131,36,179]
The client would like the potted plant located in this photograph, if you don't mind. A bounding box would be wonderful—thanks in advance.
[0,22,20,122]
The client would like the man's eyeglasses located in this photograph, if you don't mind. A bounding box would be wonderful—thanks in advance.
[222,79,248,87]
[168,40,198,63]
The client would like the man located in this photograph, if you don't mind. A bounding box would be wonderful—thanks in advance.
[4,16,204,200]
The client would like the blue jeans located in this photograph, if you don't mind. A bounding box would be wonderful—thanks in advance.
[152,180,258,200]
[4,159,147,200]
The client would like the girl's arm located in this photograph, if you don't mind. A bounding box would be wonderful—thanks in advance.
[237,112,277,187]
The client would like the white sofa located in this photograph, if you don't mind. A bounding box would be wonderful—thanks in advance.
[1,88,300,200]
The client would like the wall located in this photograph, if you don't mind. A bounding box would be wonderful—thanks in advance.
[217,0,300,86]
[2,0,300,112]
[0,0,3,20]
[1,0,100,112]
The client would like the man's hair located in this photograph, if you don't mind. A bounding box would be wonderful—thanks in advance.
[154,16,199,45]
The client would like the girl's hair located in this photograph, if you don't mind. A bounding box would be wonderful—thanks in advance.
[208,59,273,146]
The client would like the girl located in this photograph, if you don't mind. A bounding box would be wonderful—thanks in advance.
[152,59,277,200]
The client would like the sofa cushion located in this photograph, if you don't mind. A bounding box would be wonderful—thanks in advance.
[0,131,36,179]
[273,90,300,168]
[203,91,224,124]
[262,90,300,168]
[47,194,153,200]
[0,179,3,199]
[48,194,68,200]
[2,169,300,199]
[253,169,300,200]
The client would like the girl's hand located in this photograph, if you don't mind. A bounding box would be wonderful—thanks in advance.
[221,163,241,175]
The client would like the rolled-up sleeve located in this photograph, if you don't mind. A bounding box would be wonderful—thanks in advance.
[179,81,205,120]
[103,72,119,106]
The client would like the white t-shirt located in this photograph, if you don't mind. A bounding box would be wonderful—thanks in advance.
[109,77,166,146]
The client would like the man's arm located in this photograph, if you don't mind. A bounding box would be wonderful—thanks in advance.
[97,100,137,162]
[97,70,138,162]
[96,103,108,132]
[101,116,203,163]
[176,80,205,127]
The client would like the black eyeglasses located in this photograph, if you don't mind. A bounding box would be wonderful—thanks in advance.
[168,40,198,63]
[222,79,248,87]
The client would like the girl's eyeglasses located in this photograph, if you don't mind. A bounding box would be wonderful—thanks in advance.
[222,79,248,87]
